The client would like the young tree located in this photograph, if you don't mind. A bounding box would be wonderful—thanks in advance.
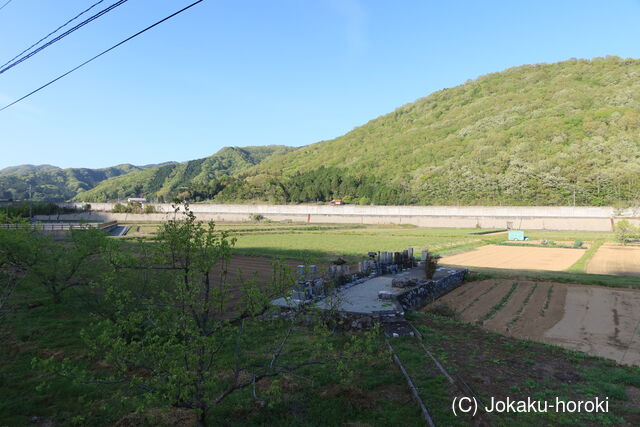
[74,205,380,425]
[615,220,639,246]
[27,227,109,303]
[0,226,37,320]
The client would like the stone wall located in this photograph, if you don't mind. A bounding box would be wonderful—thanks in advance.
[397,269,468,311]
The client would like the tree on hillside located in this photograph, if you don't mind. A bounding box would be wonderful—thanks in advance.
[57,205,381,425]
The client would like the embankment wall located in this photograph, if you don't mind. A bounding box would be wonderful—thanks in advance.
[38,203,640,231]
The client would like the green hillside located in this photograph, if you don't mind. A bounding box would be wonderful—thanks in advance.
[0,164,143,202]
[0,164,61,176]
[203,56,640,206]
[73,146,296,202]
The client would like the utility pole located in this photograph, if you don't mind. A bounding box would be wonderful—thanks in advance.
[28,184,33,221]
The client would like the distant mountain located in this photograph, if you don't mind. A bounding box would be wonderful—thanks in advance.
[138,161,179,170]
[201,56,640,206]
[73,146,297,202]
[0,164,60,176]
[0,164,146,201]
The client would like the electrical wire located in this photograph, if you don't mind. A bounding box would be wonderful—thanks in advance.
[0,0,130,75]
[0,0,205,112]
[0,0,107,70]
[0,0,13,12]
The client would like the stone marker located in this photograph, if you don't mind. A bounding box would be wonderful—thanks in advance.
[378,290,394,300]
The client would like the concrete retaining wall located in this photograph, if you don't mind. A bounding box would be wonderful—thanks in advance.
[44,203,640,231]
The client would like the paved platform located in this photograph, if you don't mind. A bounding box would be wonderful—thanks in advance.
[273,266,466,315]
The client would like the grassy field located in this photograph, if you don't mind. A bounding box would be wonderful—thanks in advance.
[122,222,509,261]
[398,310,640,426]
[0,281,422,426]
[3,224,639,425]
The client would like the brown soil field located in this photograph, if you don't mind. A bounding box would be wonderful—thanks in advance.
[431,279,640,366]
[586,242,640,276]
[441,244,585,271]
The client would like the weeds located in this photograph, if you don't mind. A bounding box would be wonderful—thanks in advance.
[508,283,538,328]
[540,285,554,317]
[479,282,519,323]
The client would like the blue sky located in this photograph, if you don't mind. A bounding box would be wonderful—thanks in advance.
[0,0,639,169]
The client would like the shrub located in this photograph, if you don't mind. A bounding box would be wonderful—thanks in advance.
[143,204,157,214]
[573,240,583,248]
[111,203,126,213]
[428,303,457,318]
[616,220,639,245]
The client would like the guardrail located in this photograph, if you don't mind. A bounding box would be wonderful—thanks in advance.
[0,223,103,231]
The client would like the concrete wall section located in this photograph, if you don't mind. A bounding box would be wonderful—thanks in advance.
[47,203,640,231]
[70,202,618,218]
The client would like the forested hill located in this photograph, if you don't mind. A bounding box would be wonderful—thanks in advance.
[0,164,147,202]
[199,56,640,206]
[73,146,296,202]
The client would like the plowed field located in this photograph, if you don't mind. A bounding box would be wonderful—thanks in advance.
[441,244,585,271]
[433,279,640,366]
[586,243,640,276]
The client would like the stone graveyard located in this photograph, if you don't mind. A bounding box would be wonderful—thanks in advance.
[271,247,468,329]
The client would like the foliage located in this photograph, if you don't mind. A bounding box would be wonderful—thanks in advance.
[1,201,80,218]
[0,227,38,319]
[74,146,296,203]
[69,205,381,425]
[615,220,640,245]
[0,164,143,202]
[24,228,110,303]
[214,56,640,206]
[249,213,265,222]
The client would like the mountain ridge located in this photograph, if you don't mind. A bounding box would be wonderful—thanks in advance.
[72,145,297,202]
[204,56,640,206]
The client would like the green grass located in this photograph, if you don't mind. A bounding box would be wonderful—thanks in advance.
[407,311,640,426]
[496,241,587,249]
[464,267,639,289]
[508,283,538,327]
[231,227,504,262]
[1,280,423,426]
[523,230,614,242]
[566,239,606,273]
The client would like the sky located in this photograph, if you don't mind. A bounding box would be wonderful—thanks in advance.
[0,0,639,169]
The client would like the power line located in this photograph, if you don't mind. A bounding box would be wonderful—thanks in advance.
[0,0,13,12]
[0,0,107,70]
[0,0,205,112]
[0,0,130,76]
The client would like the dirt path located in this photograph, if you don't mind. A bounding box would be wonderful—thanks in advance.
[442,245,585,271]
[586,243,640,276]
